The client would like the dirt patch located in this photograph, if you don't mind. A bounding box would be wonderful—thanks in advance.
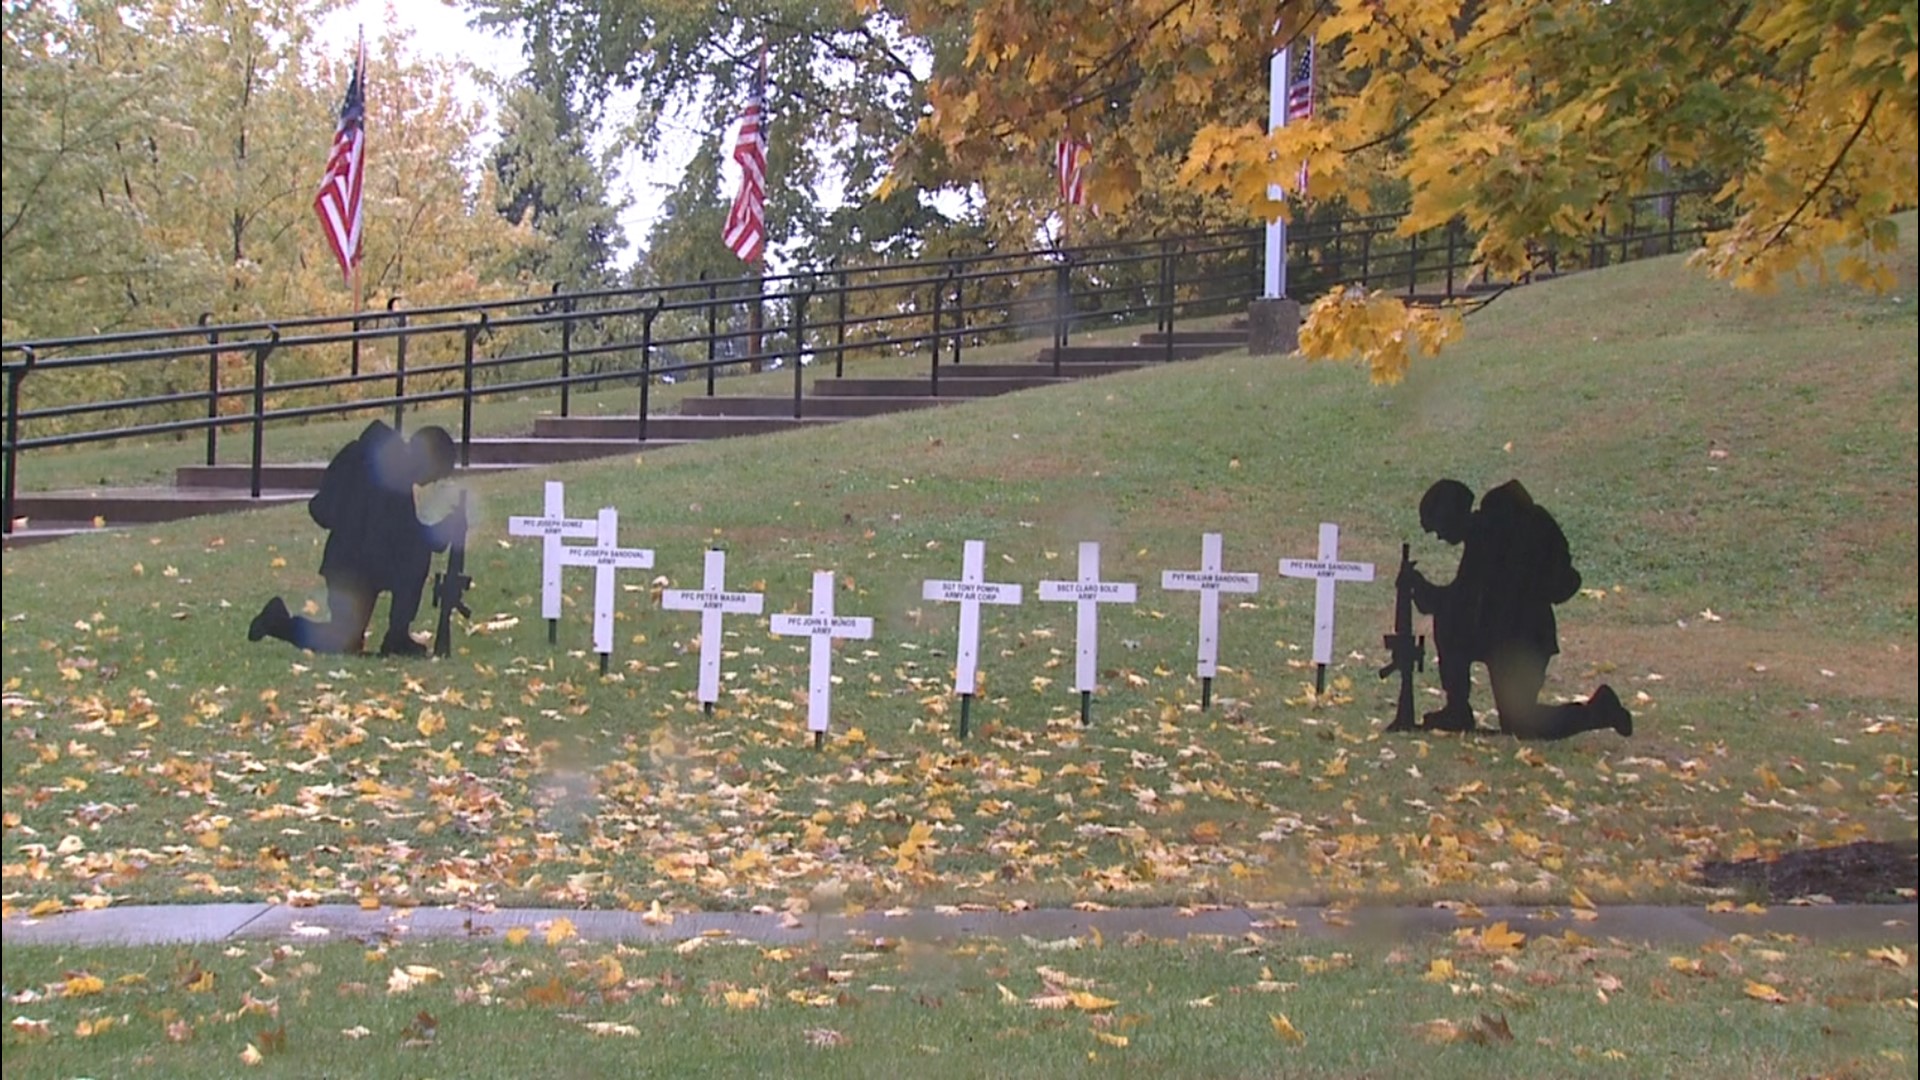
[1694,840,1918,904]
[1563,622,1918,705]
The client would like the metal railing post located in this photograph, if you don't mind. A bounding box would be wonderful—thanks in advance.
[1157,239,1174,336]
[947,268,963,366]
[556,285,575,418]
[249,329,280,499]
[200,312,219,466]
[460,316,486,469]
[1406,230,1421,296]
[702,271,719,397]
[1329,217,1346,284]
[638,299,660,443]
[791,287,810,419]
[929,275,945,395]
[834,266,849,378]
[2,350,31,536]
[349,309,362,379]
[1053,258,1071,353]
[1445,219,1459,299]
[388,296,408,432]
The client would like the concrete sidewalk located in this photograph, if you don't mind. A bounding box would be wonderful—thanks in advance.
[5,901,1913,950]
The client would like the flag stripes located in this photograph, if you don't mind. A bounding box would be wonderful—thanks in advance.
[1286,39,1315,197]
[314,34,367,285]
[724,53,770,264]
[1056,138,1090,207]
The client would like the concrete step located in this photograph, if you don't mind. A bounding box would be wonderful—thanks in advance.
[812,376,1073,398]
[677,395,956,418]
[10,487,312,526]
[531,414,843,440]
[1033,343,1227,364]
[174,462,527,492]
[2,522,125,549]
[1135,329,1249,347]
[930,361,1151,379]
[460,436,691,465]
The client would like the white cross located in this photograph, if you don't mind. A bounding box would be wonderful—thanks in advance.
[1160,532,1261,678]
[1038,541,1137,694]
[770,571,873,735]
[507,481,596,624]
[555,507,654,662]
[921,539,1023,695]
[1278,522,1376,670]
[660,548,764,707]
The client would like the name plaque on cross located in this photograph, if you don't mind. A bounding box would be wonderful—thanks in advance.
[506,481,596,637]
[770,571,873,744]
[1160,533,1261,702]
[921,539,1023,697]
[660,548,764,708]
[555,507,654,672]
[1038,541,1137,720]
[1278,521,1375,693]
[922,539,1021,737]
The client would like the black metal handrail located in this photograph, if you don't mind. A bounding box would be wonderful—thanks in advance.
[0,190,1720,534]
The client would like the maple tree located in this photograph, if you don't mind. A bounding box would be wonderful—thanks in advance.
[890,0,1918,382]
[1,1,542,345]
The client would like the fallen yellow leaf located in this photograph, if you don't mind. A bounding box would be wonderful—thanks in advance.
[1868,946,1911,968]
[62,974,105,998]
[1271,1013,1306,1045]
[1479,921,1526,952]
[545,917,577,946]
[1067,990,1118,1013]
[1744,980,1790,1004]
[504,927,531,947]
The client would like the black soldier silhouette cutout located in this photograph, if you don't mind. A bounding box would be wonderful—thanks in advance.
[248,421,463,657]
[1401,478,1632,740]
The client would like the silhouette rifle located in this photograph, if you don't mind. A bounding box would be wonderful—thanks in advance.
[1380,542,1425,732]
[432,492,473,659]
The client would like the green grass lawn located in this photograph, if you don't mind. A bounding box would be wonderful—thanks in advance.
[2,226,1914,925]
[4,924,1914,1078]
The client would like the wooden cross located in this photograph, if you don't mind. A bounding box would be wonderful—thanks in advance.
[506,480,596,644]
[555,507,654,675]
[770,570,873,749]
[1278,522,1376,695]
[1037,541,1136,724]
[1160,532,1261,709]
[921,539,1023,736]
[660,548,764,712]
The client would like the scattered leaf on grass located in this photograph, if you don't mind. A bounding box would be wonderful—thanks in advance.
[805,1028,849,1048]
[1271,1013,1306,1045]
[1414,1013,1515,1045]
[1745,981,1791,1004]
[582,1021,640,1037]
[1868,946,1911,969]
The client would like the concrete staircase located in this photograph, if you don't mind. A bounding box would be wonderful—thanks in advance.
[4,327,1248,548]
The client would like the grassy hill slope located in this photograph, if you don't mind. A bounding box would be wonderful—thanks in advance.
[2,220,1913,914]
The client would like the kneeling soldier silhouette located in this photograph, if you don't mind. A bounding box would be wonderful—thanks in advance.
[249,422,464,657]
[1402,478,1632,740]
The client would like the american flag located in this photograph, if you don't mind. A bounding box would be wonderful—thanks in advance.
[1056,138,1090,206]
[723,53,770,264]
[1285,38,1315,197]
[314,33,367,285]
